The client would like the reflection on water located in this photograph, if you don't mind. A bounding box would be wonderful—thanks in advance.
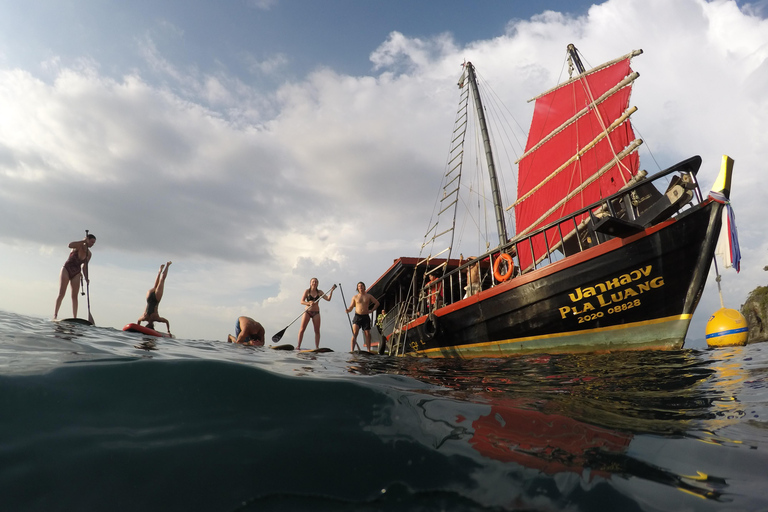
[347,350,720,433]
[345,349,764,503]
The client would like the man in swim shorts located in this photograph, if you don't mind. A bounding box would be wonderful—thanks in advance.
[228,316,265,346]
[345,281,380,352]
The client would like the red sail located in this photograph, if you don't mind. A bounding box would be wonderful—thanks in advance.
[515,57,639,270]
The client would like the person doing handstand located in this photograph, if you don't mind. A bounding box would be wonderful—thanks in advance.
[54,234,96,320]
[137,262,172,334]
[345,281,380,352]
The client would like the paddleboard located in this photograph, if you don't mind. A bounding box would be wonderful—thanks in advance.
[299,347,333,354]
[270,344,295,351]
[123,323,174,338]
[57,318,93,326]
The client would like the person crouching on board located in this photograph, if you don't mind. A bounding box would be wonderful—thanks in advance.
[137,262,172,335]
[228,316,265,346]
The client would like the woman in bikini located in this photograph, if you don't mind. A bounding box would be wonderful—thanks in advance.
[137,262,172,334]
[297,277,335,350]
[54,234,96,320]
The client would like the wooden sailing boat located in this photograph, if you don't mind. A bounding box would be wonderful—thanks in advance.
[368,45,735,358]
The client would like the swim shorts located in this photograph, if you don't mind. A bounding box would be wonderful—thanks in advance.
[352,313,371,331]
[235,320,252,343]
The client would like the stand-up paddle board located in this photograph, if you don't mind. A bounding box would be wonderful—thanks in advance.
[123,323,174,338]
[299,347,333,354]
[57,318,93,326]
[270,344,295,350]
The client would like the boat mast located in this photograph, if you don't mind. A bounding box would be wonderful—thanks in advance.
[465,62,508,247]
[567,44,586,75]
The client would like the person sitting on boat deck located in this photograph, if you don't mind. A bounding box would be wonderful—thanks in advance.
[297,278,335,350]
[54,234,96,320]
[463,257,482,299]
[427,274,443,309]
[228,316,265,346]
[137,262,172,334]
[345,281,380,352]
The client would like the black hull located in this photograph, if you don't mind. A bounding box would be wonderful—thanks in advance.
[396,199,723,358]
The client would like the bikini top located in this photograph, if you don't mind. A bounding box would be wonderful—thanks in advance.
[305,292,320,302]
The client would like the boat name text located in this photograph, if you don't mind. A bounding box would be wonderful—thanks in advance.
[559,265,663,319]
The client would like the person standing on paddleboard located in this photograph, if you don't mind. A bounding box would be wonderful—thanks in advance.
[345,281,380,352]
[137,262,172,334]
[297,278,335,350]
[53,234,96,320]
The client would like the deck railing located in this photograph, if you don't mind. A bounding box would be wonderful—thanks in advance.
[406,158,703,320]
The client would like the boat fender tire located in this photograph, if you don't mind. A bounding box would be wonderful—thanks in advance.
[419,312,439,341]
[493,253,515,282]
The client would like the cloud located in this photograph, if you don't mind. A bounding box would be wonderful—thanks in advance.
[247,0,278,11]
[245,53,290,76]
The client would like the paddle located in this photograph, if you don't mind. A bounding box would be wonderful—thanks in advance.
[338,283,361,352]
[271,284,337,343]
[85,229,94,325]
[86,280,94,325]
[79,229,85,297]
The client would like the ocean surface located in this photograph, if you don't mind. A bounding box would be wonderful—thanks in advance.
[1,310,767,512]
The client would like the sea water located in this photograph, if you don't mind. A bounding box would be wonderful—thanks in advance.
[1,309,767,512]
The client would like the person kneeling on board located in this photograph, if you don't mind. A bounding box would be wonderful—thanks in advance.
[137,262,172,335]
[228,316,265,346]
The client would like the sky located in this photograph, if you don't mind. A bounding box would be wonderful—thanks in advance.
[1,0,767,351]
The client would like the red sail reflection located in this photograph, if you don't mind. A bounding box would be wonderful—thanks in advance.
[467,398,633,477]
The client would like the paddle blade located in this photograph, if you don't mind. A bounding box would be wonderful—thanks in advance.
[271,329,286,343]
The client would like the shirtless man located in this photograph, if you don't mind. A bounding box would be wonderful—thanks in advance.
[54,234,96,320]
[345,281,380,352]
[228,316,265,346]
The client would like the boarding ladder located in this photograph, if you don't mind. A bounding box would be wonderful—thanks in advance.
[388,76,471,355]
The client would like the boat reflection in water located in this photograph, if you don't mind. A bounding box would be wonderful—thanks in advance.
[348,349,734,505]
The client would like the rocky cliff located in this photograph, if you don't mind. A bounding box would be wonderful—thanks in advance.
[741,285,768,344]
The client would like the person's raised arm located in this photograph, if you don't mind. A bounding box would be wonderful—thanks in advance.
[67,238,87,250]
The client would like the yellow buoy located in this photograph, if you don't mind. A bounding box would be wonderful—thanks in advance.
[705,308,748,347]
